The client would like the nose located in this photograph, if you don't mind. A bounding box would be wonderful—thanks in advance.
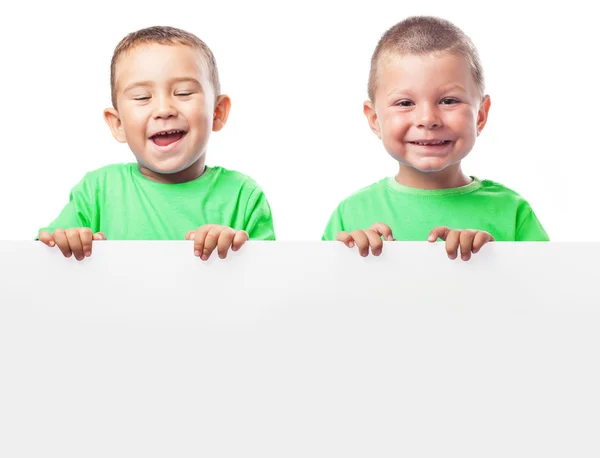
[415,103,441,129]
[153,94,177,119]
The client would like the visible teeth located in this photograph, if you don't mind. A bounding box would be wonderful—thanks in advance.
[415,140,445,145]
[157,130,181,136]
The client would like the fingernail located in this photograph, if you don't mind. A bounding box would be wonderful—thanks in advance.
[386,235,393,241]
[428,236,435,242]
[201,254,208,261]
[449,254,456,260]
[349,241,355,248]
[85,251,91,257]
[49,241,55,247]
[194,250,200,257]
[189,233,195,239]
[462,255,469,261]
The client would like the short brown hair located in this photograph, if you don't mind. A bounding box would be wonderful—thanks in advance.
[110,25,220,107]
[368,16,484,101]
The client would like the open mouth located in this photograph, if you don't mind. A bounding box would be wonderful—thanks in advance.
[409,140,451,146]
[150,130,187,147]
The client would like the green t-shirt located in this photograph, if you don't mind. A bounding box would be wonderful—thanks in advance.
[39,163,275,240]
[323,177,549,242]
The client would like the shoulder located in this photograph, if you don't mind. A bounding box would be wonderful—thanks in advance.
[78,163,135,182]
[68,163,134,193]
[207,165,264,193]
[336,177,389,210]
[477,178,532,205]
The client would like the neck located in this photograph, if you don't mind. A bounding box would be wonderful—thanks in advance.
[395,164,471,190]
[139,156,206,184]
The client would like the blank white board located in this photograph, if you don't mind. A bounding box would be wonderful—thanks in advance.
[0,241,598,457]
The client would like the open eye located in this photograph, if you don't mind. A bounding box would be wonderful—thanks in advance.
[395,100,414,107]
[440,98,459,105]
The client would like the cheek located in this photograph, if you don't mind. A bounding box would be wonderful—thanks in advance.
[451,113,478,150]
[122,111,148,135]
[449,108,477,133]
[186,107,212,130]
[382,114,408,138]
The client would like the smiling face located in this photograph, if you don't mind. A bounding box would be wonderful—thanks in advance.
[364,51,490,180]
[104,43,230,183]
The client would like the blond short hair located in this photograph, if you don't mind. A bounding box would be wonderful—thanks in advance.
[110,25,220,107]
[368,16,484,101]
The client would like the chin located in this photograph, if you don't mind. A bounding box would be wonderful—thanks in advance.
[139,155,197,174]
[413,165,449,173]
[161,165,194,175]
[397,158,449,173]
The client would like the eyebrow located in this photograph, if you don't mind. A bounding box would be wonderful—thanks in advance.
[123,77,202,93]
[440,84,468,93]
[387,88,414,98]
[386,84,468,98]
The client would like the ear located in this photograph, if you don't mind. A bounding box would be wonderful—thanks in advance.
[363,100,382,138]
[212,95,231,132]
[103,107,127,143]
[476,95,491,136]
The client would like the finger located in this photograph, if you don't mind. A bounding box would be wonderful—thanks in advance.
[79,228,93,258]
[428,226,452,242]
[52,229,72,258]
[202,226,223,260]
[370,222,394,241]
[365,229,384,256]
[217,229,236,259]
[193,225,213,257]
[231,230,249,251]
[335,232,355,248]
[350,230,370,257]
[459,230,476,261]
[185,230,196,240]
[65,228,85,261]
[472,231,494,254]
[93,232,106,241]
[38,231,55,247]
[445,230,461,260]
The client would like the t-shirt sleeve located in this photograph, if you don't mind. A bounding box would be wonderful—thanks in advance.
[516,204,549,241]
[322,205,344,241]
[37,174,96,237]
[244,186,275,240]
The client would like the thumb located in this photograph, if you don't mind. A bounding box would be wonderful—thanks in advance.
[38,230,55,247]
[93,232,107,240]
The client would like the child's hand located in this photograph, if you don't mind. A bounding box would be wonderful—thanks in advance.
[38,229,106,261]
[335,222,394,257]
[428,226,494,261]
[186,225,248,260]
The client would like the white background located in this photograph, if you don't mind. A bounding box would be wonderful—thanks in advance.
[0,0,597,241]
